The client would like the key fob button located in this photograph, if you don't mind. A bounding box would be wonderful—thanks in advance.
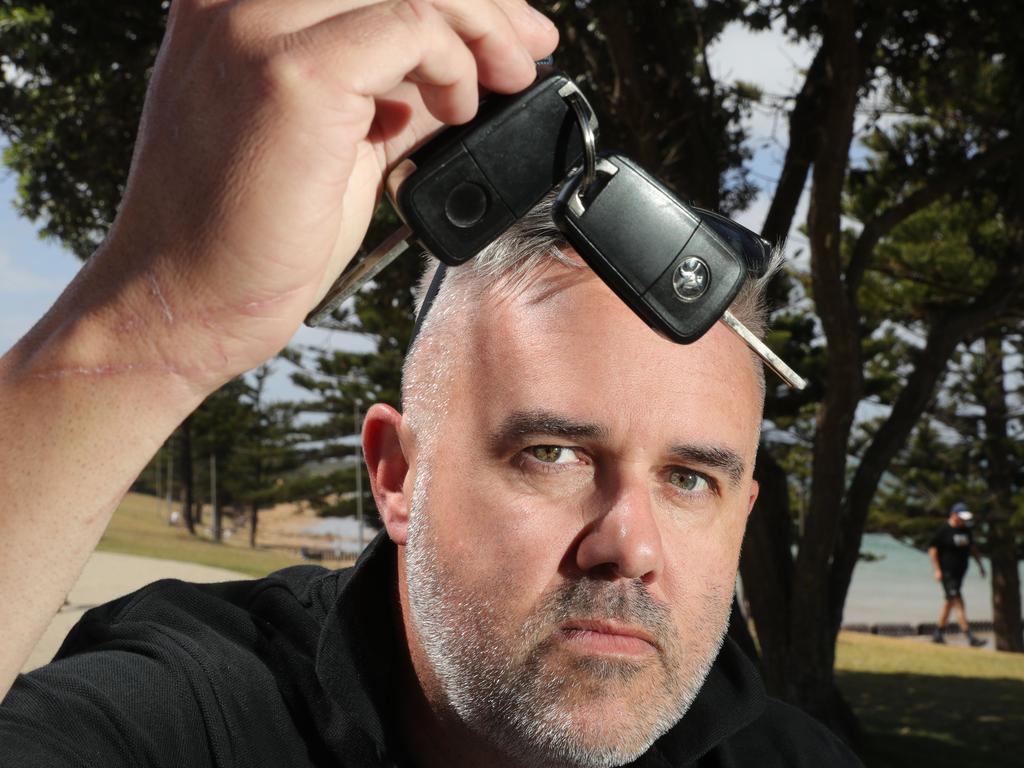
[445,181,490,229]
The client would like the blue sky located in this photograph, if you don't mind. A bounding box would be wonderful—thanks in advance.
[0,169,81,352]
[0,20,815,399]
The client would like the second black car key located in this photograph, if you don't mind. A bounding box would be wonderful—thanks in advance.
[553,153,746,344]
[552,153,806,388]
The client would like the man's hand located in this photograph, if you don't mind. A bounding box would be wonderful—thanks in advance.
[934,569,943,582]
[0,0,556,697]
[97,0,558,395]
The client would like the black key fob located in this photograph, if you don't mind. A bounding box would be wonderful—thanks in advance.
[552,153,747,344]
[388,66,595,266]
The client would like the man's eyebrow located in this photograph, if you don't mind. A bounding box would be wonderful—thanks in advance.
[492,410,607,443]
[668,444,746,487]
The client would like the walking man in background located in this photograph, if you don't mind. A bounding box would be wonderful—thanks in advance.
[929,502,987,646]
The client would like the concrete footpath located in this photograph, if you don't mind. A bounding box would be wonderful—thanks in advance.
[24,551,248,673]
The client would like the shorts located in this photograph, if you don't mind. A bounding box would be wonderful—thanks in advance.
[941,571,965,600]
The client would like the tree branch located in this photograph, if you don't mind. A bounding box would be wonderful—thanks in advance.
[846,139,1017,296]
[760,45,829,247]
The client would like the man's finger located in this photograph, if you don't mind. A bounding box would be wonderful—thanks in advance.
[246,0,555,90]
[488,0,560,60]
[430,0,554,91]
[285,1,483,125]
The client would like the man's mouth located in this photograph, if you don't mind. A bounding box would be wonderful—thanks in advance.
[557,619,658,657]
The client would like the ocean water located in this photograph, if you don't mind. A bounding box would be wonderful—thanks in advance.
[841,533,1019,625]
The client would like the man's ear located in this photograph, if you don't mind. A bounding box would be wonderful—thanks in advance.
[747,480,760,517]
[363,403,411,545]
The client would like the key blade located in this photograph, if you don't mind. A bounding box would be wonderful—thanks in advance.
[719,310,807,390]
[305,224,413,327]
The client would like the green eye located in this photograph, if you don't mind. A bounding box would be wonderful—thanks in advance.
[530,446,577,464]
[669,469,709,492]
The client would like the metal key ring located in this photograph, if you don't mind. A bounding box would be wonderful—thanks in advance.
[558,82,598,198]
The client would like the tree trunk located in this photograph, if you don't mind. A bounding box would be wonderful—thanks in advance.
[211,452,222,542]
[179,416,195,535]
[212,497,222,542]
[194,485,203,526]
[760,46,828,246]
[989,526,1022,652]
[743,450,862,745]
[786,0,862,736]
[249,501,259,549]
[740,447,794,693]
[981,330,1023,652]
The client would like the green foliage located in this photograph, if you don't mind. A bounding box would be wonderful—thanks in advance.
[0,0,167,259]
[203,364,304,513]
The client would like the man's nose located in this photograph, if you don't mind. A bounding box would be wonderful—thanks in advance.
[574,477,664,582]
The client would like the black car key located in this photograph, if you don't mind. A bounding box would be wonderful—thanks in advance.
[394,65,593,266]
[553,153,806,388]
[305,66,597,325]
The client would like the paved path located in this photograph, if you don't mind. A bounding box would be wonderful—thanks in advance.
[24,551,248,673]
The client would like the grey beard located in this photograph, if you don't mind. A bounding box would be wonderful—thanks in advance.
[404,473,731,768]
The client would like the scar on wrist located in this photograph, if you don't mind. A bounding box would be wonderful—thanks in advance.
[30,361,191,380]
[147,270,175,324]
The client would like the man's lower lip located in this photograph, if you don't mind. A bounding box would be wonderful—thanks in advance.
[558,628,656,656]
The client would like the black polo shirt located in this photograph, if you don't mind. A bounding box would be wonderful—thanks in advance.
[1,534,862,767]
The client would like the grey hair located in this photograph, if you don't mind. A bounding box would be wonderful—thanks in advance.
[400,193,781,444]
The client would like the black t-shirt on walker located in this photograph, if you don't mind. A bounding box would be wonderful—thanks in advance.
[929,523,972,576]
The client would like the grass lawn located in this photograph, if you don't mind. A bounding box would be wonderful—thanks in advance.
[836,631,1024,767]
[98,492,305,576]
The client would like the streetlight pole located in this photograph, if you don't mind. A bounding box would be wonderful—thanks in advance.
[355,401,364,551]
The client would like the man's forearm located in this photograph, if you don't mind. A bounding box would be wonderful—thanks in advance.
[0,259,207,697]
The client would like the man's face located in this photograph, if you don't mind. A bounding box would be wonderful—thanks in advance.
[399,264,762,767]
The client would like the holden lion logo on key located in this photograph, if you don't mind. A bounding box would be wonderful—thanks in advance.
[672,257,710,302]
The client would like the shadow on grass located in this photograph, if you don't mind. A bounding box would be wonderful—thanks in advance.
[838,670,1024,768]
